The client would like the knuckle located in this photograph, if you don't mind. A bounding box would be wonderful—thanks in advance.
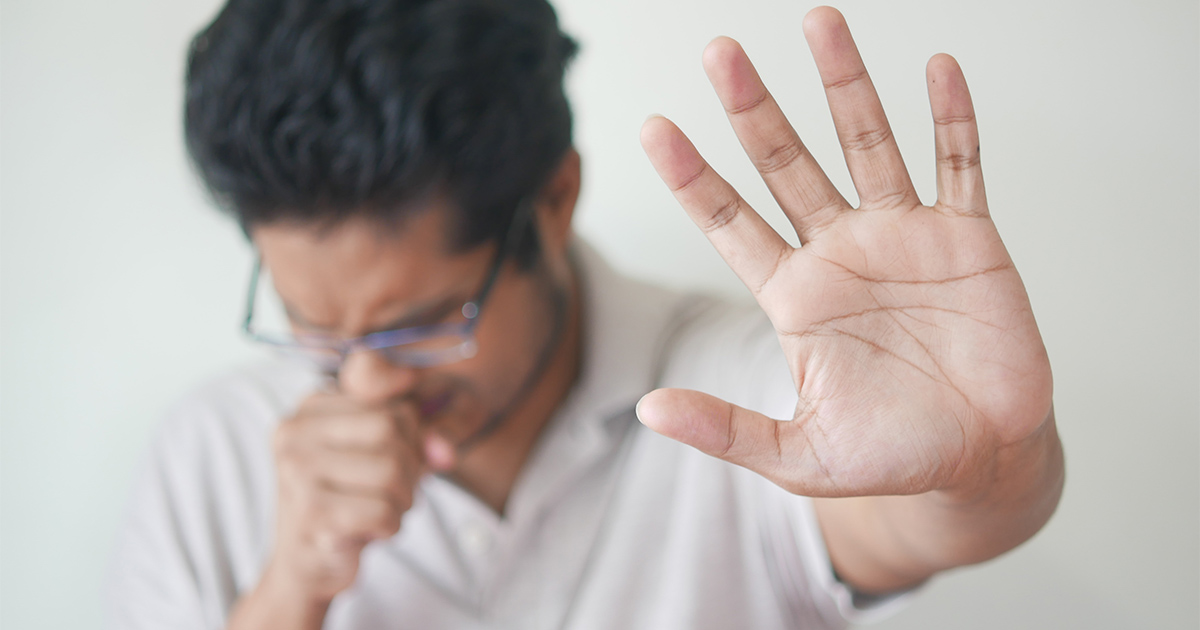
[752,139,805,175]
[936,150,981,172]
[803,195,847,235]
[933,113,976,127]
[840,124,894,153]
[669,163,708,195]
[361,416,394,443]
[862,188,917,211]
[700,196,744,233]
[822,68,869,91]
[726,89,769,116]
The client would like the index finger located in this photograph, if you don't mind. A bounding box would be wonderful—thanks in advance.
[293,394,421,452]
[641,115,793,296]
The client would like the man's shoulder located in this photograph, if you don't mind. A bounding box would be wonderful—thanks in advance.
[562,240,765,421]
[575,238,764,351]
[153,359,321,449]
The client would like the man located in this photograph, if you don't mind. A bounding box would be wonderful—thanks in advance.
[108,0,1064,628]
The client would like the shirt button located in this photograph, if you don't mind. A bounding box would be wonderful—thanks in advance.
[458,521,493,557]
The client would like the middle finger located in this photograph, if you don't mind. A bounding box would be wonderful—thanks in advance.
[803,7,919,211]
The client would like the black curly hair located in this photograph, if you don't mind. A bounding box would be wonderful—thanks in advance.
[184,0,578,266]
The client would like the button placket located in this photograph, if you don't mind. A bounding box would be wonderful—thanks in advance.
[457,520,495,558]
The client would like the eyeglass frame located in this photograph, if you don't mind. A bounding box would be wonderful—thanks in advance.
[241,196,536,373]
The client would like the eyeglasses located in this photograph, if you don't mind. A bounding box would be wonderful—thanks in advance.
[241,198,534,374]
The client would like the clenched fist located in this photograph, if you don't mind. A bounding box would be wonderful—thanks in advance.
[228,391,451,629]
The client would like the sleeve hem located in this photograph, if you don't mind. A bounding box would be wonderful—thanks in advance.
[792,495,918,623]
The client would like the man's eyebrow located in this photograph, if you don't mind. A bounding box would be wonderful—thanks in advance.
[367,297,460,334]
[282,296,462,335]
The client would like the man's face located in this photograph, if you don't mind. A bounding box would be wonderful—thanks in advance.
[252,200,566,458]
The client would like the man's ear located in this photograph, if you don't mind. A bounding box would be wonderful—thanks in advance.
[534,148,581,258]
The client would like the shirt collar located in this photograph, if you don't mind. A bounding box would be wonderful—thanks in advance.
[487,237,690,523]
[555,237,688,436]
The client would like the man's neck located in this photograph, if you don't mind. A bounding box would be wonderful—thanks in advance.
[448,266,583,515]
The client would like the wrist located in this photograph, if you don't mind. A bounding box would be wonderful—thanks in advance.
[919,407,1064,570]
[814,408,1064,594]
[228,561,332,630]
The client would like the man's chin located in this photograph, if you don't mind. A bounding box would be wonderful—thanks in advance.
[416,388,494,447]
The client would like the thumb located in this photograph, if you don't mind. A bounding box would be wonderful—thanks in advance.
[422,432,458,473]
[636,388,800,484]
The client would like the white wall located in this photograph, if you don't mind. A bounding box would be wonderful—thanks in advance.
[1,0,1196,628]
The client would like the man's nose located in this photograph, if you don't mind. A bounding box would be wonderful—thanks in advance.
[337,350,420,404]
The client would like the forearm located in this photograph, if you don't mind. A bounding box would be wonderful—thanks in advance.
[814,409,1065,594]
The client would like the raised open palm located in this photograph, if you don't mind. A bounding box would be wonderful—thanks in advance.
[638,7,1052,499]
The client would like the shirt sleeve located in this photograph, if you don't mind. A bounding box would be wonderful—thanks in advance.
[757,485,917,625]
[105,364,303,630]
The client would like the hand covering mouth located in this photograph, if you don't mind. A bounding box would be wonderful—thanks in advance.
[418,391,454,421]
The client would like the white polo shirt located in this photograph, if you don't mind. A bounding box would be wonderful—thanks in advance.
[107,240,906,629]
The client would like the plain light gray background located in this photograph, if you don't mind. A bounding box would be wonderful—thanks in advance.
[1,0,1197,628]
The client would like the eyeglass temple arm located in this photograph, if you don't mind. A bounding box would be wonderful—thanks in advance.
[464,196,538,320]
[242,256,263,335]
